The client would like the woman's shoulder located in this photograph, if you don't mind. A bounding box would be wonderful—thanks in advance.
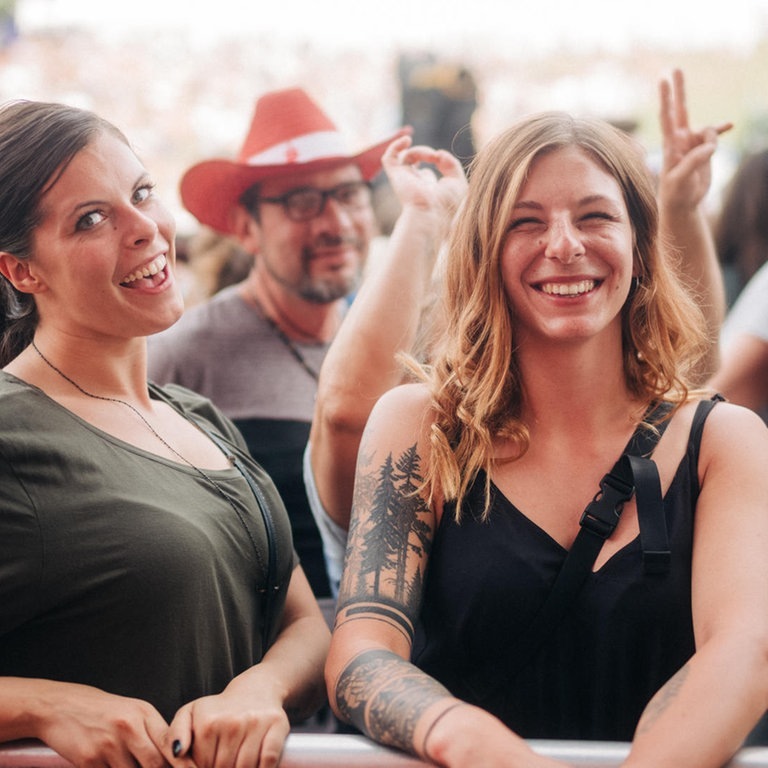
[371,381,434,419]
[684,395,768,471]
[0,373,78,456]
[670,392,761,423]
[0,371,53,419]
[364,382,435,443]
[680,393,765,431]
[696,395,767,440]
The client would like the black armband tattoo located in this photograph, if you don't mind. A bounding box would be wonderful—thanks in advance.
[339,602,415,643]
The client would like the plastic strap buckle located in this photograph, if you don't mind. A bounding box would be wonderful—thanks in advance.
[579,471,635,539]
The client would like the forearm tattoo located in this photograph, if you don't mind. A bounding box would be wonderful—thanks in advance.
[333,444,445,752]
[635,662,690,735]
[337,442,433,630]
[335,648,453,753]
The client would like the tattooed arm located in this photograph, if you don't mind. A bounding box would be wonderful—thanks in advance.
[325,384,567,768]
[623,403,768,768]
[309,136,467,532]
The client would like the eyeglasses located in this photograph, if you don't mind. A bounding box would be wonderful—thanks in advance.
[258,180,372,222]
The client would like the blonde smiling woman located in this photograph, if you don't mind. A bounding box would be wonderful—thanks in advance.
[325,108,768,768]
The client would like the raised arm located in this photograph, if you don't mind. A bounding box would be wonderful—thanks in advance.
[624,402,768,768]
[325,384,564,768]
[308,136,468,534]
[656,68,730,384]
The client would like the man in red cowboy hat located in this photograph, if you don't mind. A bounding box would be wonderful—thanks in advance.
[148,86,461,600]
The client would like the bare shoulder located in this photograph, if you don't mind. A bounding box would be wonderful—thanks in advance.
[372,381,433,413]
[699,398,768,446]
[655,398,767,489]
[364,382,435,439]
[697,398,768,477]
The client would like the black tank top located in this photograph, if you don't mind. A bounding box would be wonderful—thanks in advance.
[412,399,718,741]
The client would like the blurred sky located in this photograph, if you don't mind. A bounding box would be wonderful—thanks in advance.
[17,0,768,54]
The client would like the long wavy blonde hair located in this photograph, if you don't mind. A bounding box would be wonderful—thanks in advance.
[418,112,708,520]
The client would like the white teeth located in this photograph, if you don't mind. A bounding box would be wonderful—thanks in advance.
[121,254,166,285]
[540,280,595,296]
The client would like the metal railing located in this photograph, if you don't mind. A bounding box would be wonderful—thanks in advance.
[1,735,767,768]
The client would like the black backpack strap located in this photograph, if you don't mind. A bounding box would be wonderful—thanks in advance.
[629,454,668,574]
[624,401,673,573]
[631,396,723,573]
[466,401,672,701]
[571,399,673,581]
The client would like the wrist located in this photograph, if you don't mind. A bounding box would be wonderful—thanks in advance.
[223,668,287,707]
[420,702,532,767]
[420,700,465,762]
[658,201,709,243]
[395,202,450,234]
[658,189,705,220]
[2,678,73,740]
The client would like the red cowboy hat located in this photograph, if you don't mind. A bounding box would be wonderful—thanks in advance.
[180,87,410,235]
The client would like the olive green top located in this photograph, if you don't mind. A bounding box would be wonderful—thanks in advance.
[0,373,296,722]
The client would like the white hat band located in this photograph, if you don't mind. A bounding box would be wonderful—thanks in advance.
[245,130,351,166]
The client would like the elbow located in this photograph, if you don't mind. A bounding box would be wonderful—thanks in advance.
[324,632,360,725]
[315,382,377,438]
[724,627,768,713]
[323,650,346,725]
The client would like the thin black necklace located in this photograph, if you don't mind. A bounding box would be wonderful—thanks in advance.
[31,338,219,468]
[29,338,270,569]
[247,291,321,381]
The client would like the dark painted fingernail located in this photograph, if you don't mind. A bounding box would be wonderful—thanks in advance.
[172,740,183,757]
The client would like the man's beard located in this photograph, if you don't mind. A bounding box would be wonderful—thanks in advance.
[295,264,362,303]
[265,237,365,304]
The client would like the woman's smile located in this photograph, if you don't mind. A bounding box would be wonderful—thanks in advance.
[535,278,600,297]
[120,253,169,288]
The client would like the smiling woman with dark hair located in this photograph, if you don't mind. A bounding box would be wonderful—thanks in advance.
[0,99,329,768]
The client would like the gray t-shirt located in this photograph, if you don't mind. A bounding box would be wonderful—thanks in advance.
[720,260,768,351]
[148,285,327,421]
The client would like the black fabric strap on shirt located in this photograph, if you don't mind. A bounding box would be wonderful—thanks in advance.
[200,427,280,653]
[466,401,672,701]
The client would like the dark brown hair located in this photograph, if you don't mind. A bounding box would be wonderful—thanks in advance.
[0,100,129,365]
